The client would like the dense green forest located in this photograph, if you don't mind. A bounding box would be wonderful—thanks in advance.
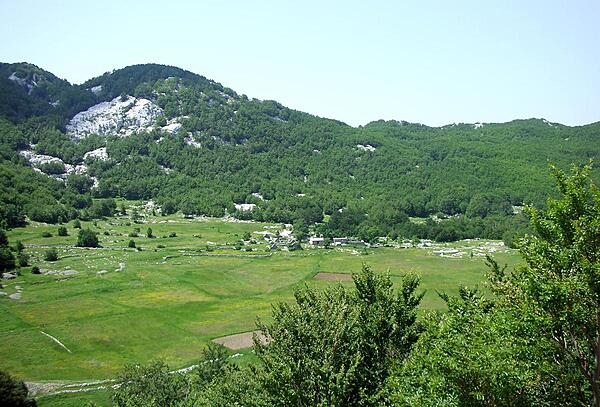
[0,62,598,245]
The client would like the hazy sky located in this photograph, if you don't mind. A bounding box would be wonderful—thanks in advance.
[1,0,599,127]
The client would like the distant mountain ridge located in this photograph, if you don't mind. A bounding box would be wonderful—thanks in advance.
[0,61,598,243]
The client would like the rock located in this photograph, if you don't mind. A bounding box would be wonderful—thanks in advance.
[9,292,21,300]
[2,273,16,280]
[0,291,7,296]
[67,96,163,139]
[61,269,78,276]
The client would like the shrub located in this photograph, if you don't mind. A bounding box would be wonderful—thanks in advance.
[17,253,29,267]
[0,247,16,272]
[57,226,68,236]
[169,232,177,238]
[44,248,58,261]
[14,241,24,253]
[128,232,138,238]
[76,229,99,247]
[31,266,41,274]
[41,232,52,238]
[128,240,136,248]
[0,369,35,406]
[73,219,81,229]
[146,228,153,238]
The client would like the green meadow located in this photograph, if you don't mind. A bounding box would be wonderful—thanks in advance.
[1,212,521,387]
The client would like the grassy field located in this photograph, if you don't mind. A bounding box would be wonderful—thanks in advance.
[1,209,521,404]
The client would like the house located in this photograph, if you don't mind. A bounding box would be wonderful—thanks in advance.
[332,237,348,246]
[309,237,325,246]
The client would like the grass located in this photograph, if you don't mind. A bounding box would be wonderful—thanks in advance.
[1,212,522,394]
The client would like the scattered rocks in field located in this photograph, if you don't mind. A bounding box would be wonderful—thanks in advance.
[97,270,108,275]
[9,292,21,300]
[62,269,78,276]
[115,263,125,272]
[0,291,7,296]
[2,273,16,280]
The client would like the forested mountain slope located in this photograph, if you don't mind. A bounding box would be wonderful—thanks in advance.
[1,62,598,242]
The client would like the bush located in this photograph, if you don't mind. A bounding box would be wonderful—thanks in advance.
[44,248,58,261]
[41,232,52,238]
[0,369,36,407]
[128,240,136,248]
[0,247,16,272]
[17,253,29,267]
[57,226,68,236]
[73,219,81,229]
[14,241,24,253]
[169,232,177,238]
[76,229,99,247]
[31,266,41,274]
[146,228,153,238]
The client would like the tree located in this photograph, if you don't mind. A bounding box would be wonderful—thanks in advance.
[112,361,188,407]
[254,265,423,406]
[44,248,58,261]
[146,227,153,238]
[0,247,15,271]
[0,370,36,407]
[76,228,99,247]
[507,163,600,406]
[57,226,68,236]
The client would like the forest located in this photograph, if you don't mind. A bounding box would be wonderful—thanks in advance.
[0,62,598,248]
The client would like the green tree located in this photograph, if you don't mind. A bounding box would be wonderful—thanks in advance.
[44,248,58,262]
[508,163,600,406]
[146,227,153,238]
[0,370,36,407]
[254,265,422,406]
[112,361,188,407]
[57,226,68,236]
[76,228,99,247]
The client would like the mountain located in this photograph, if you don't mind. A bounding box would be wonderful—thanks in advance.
[0,62,599,243]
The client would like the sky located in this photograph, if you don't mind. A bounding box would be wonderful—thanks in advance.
[1,0,599,127]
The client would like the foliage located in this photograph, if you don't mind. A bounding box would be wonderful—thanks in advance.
[1,63,599,241]
[57,225,68,236]
[44,248,58,261]
[254,265,423,406]
[76,228,99,247]
[388,163,600,406]
[112,361,189,407]
[508,163,600,405]
[0,369,36,406]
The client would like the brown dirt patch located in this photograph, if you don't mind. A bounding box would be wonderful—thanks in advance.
[212,331,269,350]
[313,272,353,281]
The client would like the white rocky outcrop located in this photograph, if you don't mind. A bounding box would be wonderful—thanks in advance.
[66,95,163,139]
[235,203,256,212]
[8,72,39,94]
[357,144,376,152]
[83,147,108,161]
[19,150,87,181]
